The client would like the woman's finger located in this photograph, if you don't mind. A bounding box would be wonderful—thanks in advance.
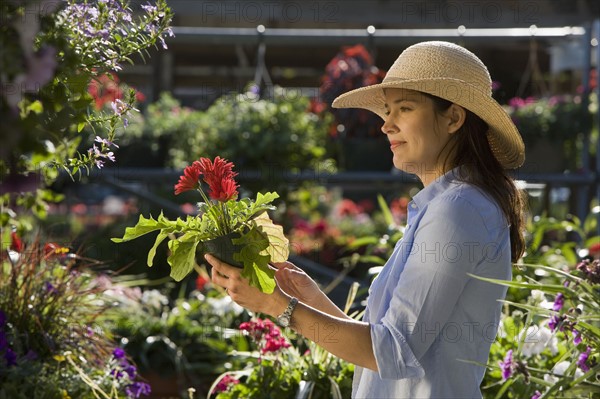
[205,254,240,279]
[271,261,298,271]
[209,266,230,290]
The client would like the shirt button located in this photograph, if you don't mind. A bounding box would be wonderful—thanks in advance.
[411,203,417,209]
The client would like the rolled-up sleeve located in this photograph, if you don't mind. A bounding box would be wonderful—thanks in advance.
[370,195,495,380]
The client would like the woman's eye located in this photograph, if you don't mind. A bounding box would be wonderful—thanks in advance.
[399,107,411,112]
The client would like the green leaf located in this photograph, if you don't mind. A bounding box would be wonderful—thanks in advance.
[233,227,276,294]
[147,231,169,266]
[377,194,394,226]
[111,212,172,242]
[77,122,86,132]
[251,212,289,263]
[167,237,200,281]
[27,100,43,115]
[345,236,380,249]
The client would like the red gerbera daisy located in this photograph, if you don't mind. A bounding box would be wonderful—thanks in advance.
[174,163,202,195]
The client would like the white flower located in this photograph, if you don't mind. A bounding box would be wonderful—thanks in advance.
[207,295,244,316]
[519,325,558,358]
[543,361,584,383]
[141,289,169,310]
[530,289,554,309]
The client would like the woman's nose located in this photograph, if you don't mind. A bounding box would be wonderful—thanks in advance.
[381,115,397,135]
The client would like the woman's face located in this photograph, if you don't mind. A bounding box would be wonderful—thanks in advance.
[382,88,454,185]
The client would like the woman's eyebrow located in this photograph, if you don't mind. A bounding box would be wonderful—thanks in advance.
[393,98,417,104]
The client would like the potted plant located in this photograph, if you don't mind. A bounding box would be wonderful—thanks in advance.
[112,156,289,293]
[315,44,391,171]
[506,95,593,173]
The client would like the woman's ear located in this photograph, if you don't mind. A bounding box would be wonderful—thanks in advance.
[446,104,466,134]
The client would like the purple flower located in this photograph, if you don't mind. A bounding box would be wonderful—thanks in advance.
[113,347,126,359]
[531,391,542,399]
[141,3,157,13]
[548,314,566,332]
[573,329,582,345]
[576,346,591,372]
[24,350,38,361]
[95,136,120,148]
[499,350,516,380]
[45,281,58,294]
[0,332,7,351]
[125,381,152,398]
[552,293,564,311]
[124,363,137,379]
[5,347,17,367]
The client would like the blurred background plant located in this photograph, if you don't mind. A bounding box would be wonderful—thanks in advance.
[505,93,595,172]
[282,186,408,279]
[312,44,392,171]
[99,269,253,397]
[208,285,361,399]
[0,0,173,232]
[0,237,151,398]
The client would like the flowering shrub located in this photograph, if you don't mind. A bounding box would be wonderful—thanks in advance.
[0,237,151,398]
[1,0,172,230]
[208,317,354,399]
[99,276,250,396]
[316,44,385,139]
[113,156,289,293]
[285,186,408,275]
[506,95,592,145]
[475,260,600,398]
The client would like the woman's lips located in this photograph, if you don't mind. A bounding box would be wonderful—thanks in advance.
[390,141,406,150]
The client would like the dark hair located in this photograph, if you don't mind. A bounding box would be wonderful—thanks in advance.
[425,93,526,262]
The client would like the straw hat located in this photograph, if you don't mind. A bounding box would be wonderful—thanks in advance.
[332,41,525,169]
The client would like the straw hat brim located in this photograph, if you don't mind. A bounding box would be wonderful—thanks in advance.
[332,77,525,169]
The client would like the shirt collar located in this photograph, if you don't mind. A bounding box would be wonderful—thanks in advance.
[411,167,463,211]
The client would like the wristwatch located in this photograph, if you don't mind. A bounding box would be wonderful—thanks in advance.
[276,297,298,328]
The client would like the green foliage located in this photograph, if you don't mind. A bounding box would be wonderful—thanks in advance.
[113,192,288,293]
[0,0,173,230]
[101,282,251,393]
[0,242,145,398]
[508,95,593,146]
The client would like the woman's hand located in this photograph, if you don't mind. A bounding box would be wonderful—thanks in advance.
[206,254,288,317]
[272,261,348,319]
[271,261,323,307]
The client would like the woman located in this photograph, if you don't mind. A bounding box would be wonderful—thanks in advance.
[207,41,526,398]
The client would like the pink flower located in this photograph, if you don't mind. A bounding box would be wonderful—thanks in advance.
[214,374,240,393]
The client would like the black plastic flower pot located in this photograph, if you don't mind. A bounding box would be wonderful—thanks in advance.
[203,232,245,269]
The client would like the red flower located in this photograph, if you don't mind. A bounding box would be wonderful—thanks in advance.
[10,229,23,253]
[209,177,238,202]
[196,156,238,202]
[174,164,201,195]
[195,275,209,291]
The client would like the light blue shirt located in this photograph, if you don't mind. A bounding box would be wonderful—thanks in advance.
[352,168,512,398]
